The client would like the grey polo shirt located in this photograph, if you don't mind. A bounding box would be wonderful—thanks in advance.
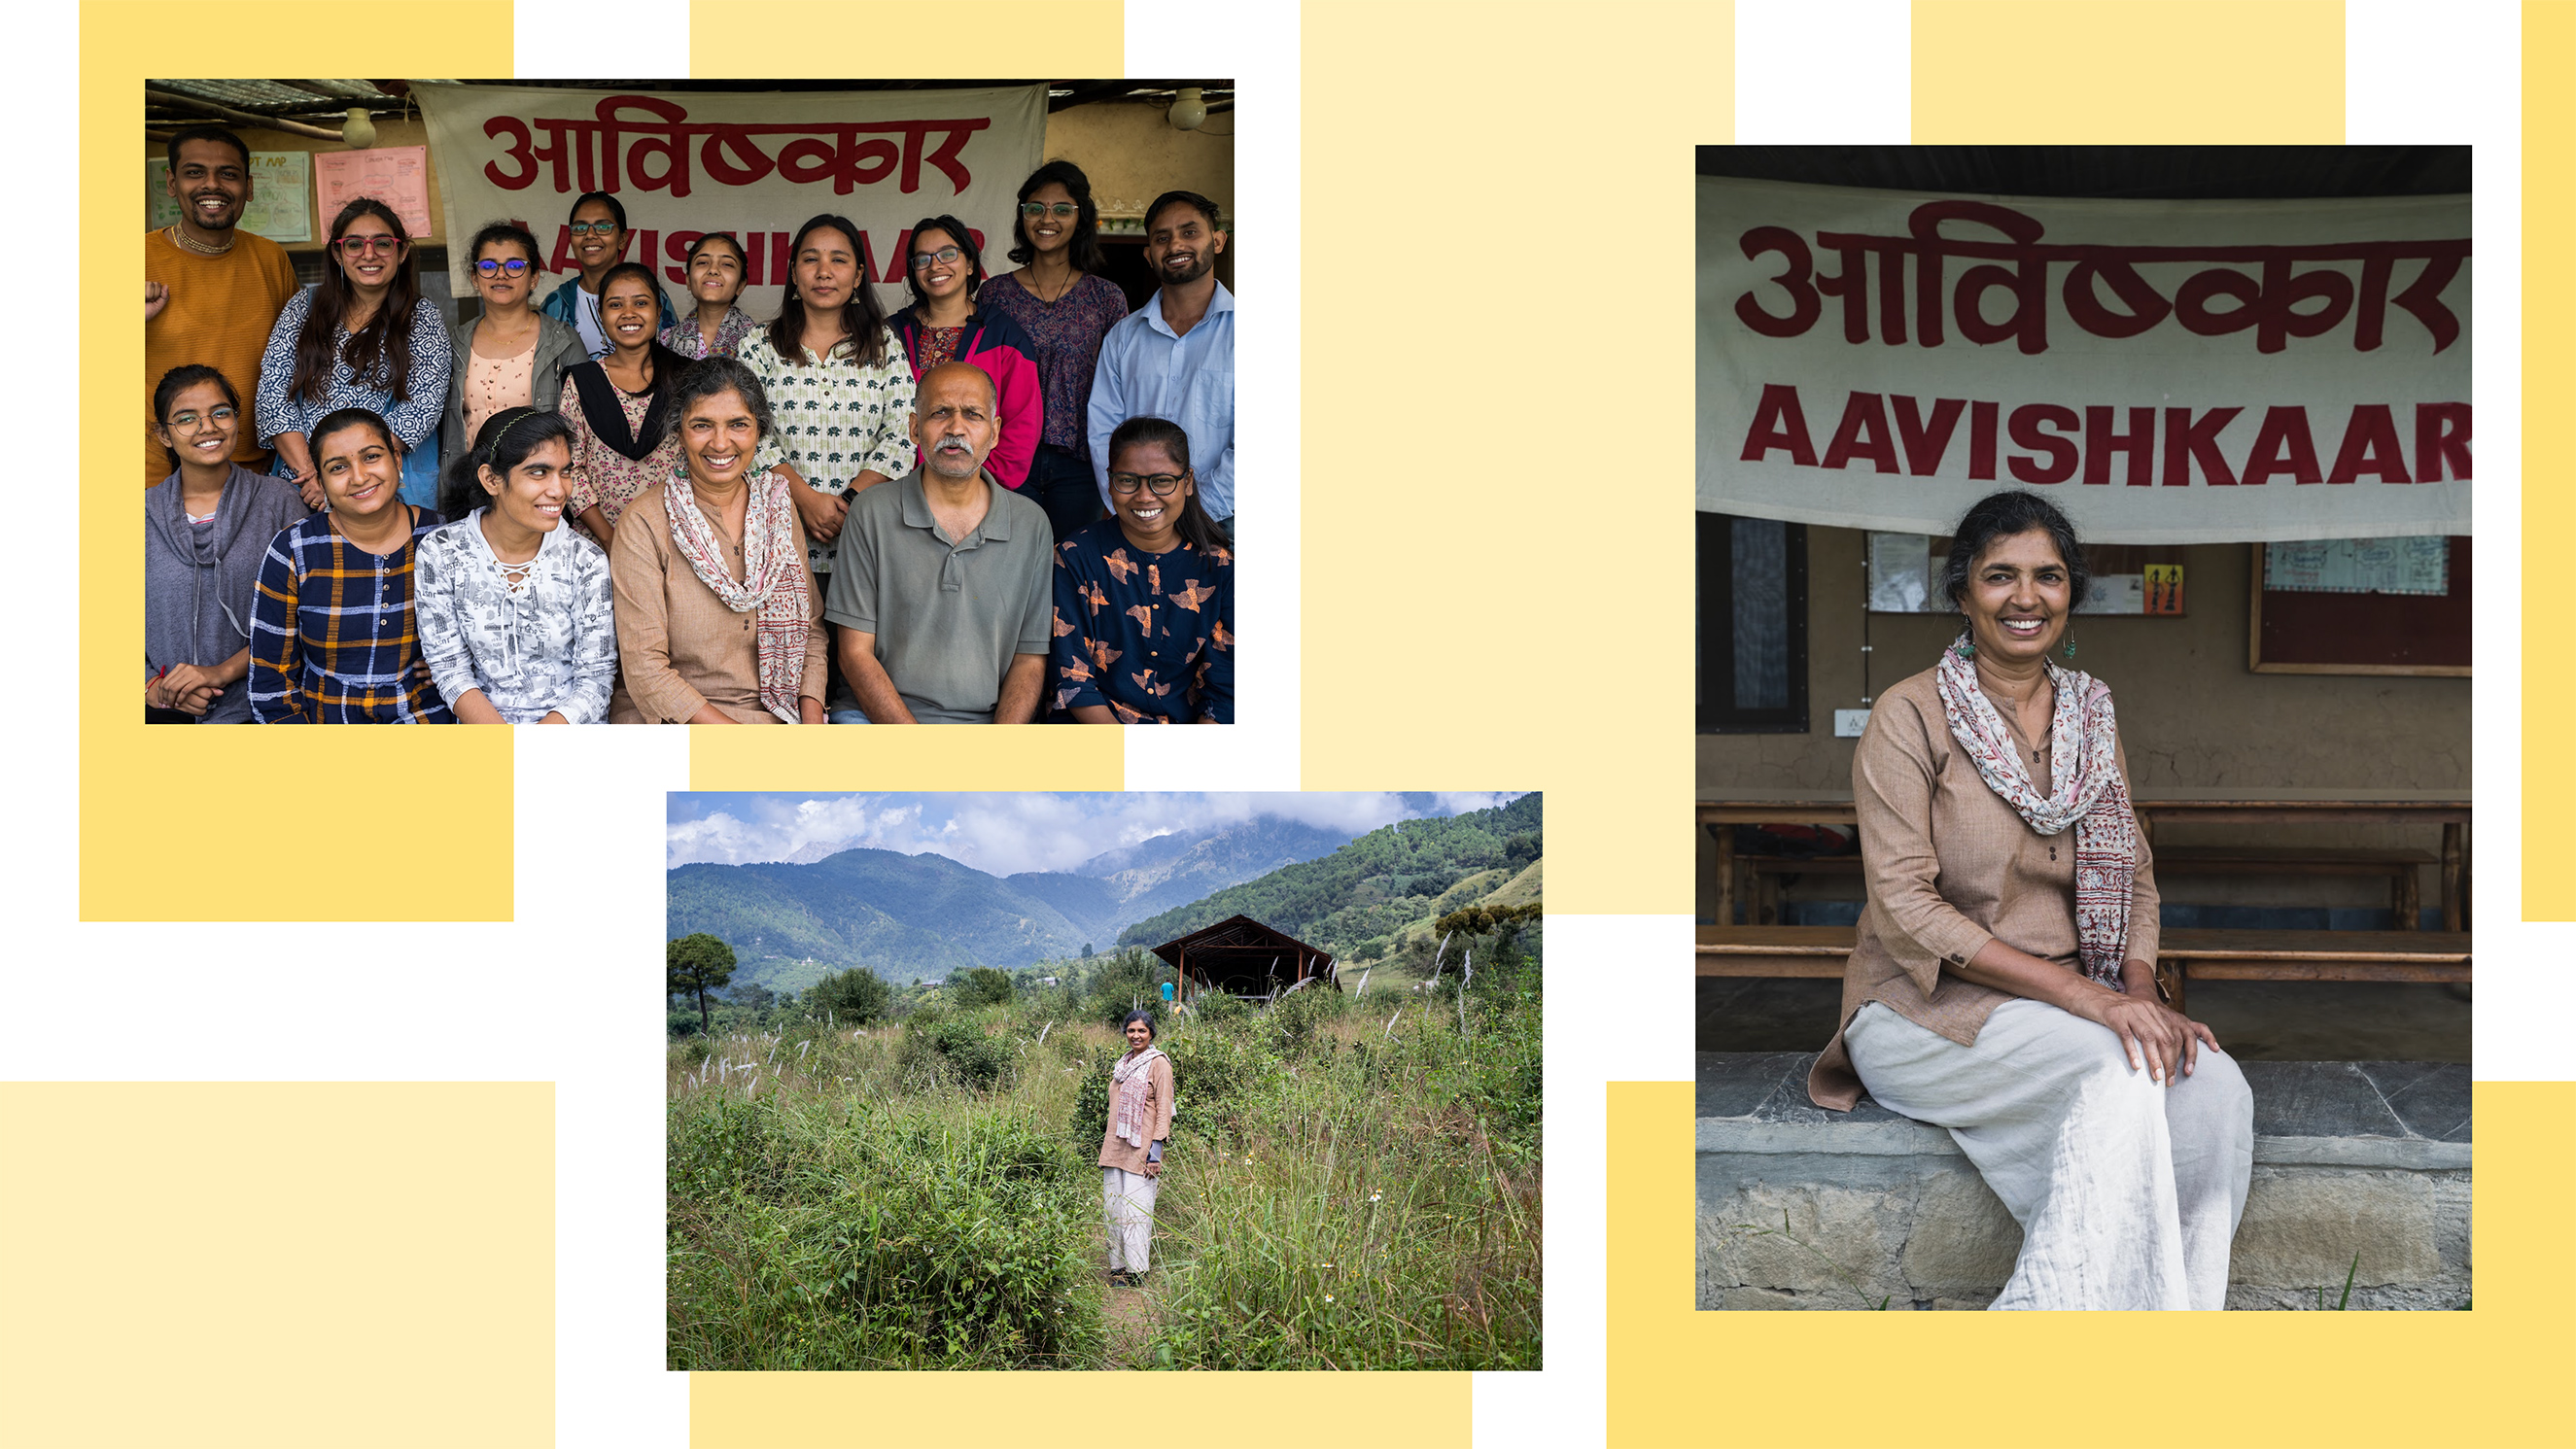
[822,468,1053,723]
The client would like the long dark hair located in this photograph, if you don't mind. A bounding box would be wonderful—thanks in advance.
[1007,160,1105,272]
[291,198,421,408]
[766,214,888,367]
[440,405,574,522]
[153,363,241,473]
[902,214,987,311]
[1941,490,2092,612]
[1107,416,1229,556]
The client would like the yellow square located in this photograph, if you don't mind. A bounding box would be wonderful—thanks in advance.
[1,1082,553,1448]
[1915,2,2345,143]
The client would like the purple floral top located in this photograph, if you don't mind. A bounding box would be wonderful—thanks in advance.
[659,306,760,361]
[975,272,1131,451]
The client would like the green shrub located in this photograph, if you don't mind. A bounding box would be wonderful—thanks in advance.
[1193,991,1249,1026]
[668,1097,794,1203]
[809,965,892,1026]
[1161,1028,1279,1142]
[1266,983,1346,1053]
[954,967,1015,1009]
[907,1018,1016,1093]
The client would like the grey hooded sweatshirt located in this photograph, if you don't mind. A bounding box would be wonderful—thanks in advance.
[144,465,310,722]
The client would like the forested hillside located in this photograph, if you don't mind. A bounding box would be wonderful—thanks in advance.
[1117,794,1542,961]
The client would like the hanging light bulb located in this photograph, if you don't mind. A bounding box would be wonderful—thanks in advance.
[1167,86,1206,132]
[341,107,376,150]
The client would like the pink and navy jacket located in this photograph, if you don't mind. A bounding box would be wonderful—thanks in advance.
[889,304,1043,490]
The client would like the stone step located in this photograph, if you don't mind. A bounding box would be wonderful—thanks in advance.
[1695,1052,2468,1311]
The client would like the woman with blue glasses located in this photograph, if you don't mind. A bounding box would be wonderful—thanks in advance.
[440,221,587,473]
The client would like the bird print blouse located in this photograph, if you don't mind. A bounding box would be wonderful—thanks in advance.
[1049,519,1233,723]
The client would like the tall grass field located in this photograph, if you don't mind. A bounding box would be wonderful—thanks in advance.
[667,927,1543,1371]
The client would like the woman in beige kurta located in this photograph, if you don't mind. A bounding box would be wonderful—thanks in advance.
[1098,1009,1173,1286]
[1809,490,2251,1310]
[607,358,826,723]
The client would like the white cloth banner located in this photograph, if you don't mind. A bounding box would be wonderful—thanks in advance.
[1696,178,2472,542]
[418,84,1048,321]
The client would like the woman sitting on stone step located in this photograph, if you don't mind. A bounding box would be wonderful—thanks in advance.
[1807,488,2254,1311]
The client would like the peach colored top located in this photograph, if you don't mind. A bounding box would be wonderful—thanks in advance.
[463,345,538,450]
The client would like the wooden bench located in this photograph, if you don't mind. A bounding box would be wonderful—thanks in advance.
[1700,795,2471,931]
[1727,845,2432,929]
[1695,923,2470,1012]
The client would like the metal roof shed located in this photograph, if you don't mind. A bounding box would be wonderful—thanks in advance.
[1150,915,1337,1004]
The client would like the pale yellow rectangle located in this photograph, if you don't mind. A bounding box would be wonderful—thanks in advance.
[695,1372,1471,1448]
[686,725,1122,790]
[689,2,1125,76]
[1612,1079,2560,1446]
[86,5,519,922]
[2526,1,2571,916]
[1915,1,2346,143]
[2,1082,553,1448]
[1300,0,1721,917]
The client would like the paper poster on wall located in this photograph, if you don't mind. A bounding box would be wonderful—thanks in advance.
[2263,536,2450,594]
[146,151,313,243]
[312,145,433,240]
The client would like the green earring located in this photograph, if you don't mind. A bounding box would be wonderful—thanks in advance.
[2063,637,2077,660]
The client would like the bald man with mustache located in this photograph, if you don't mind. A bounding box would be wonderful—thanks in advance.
[822,362,1055,723]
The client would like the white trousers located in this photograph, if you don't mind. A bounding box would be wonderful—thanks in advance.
[1103,1167,1160,1273]
[1844,998,2254,1310]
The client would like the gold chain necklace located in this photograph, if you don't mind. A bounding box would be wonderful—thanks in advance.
[163,224,235,258]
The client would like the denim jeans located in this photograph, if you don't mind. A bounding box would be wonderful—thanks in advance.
[1024,443,1106,545]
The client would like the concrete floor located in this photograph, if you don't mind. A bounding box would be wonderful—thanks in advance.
[1697,977,2469,1062]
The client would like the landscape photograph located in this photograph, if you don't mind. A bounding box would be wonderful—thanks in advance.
[665,790,1544,1371]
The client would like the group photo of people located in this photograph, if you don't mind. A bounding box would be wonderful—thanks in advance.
[142,80,1236,725]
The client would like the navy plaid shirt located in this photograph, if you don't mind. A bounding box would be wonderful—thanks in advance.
[249,507,453,723]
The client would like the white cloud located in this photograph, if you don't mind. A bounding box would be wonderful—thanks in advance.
[665,791,1532,873]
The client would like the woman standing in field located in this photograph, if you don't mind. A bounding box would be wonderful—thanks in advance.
[1099,1009,1173,1287]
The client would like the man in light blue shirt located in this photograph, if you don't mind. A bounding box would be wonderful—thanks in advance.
[1087,190,1235,531]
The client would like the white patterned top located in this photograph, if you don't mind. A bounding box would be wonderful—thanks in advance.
[735,324,915,573]
[414,511,618,723]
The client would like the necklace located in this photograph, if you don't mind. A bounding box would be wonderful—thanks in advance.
[1027,265,1077,304]
[164,224,236,258]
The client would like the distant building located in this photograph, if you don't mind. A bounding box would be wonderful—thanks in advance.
[1150,914,1339,1005]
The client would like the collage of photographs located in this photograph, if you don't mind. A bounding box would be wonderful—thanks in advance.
[17,4,2572,1448]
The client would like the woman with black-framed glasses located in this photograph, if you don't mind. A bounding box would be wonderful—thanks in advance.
[536,190,678,358]
[1048,415,1232,724]
[440,221,588,474]
[977,161,1131,545]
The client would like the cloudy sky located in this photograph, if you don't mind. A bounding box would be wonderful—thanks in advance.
[666,792,1527,875]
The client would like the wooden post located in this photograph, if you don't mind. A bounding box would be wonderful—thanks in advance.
[1714,824,1737,926]
[2440,823,2463,933]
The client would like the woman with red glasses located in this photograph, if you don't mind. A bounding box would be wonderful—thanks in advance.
[255,197,451,510]
[438,221,587,475]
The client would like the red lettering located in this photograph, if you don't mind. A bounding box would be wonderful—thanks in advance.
[2242,406,2322,485]
[664,229,702,285]
[1969,399,2000,480]
[2415,402,2471,481]
[772,231,794,289]
[634,229,656,268]
[1891,396,1967,476]
[2007,403,2079,484]
[1740,384,1819,466]
[547,224,578,274]
[2326,405,2413,484]
[1822,392,1899,473]
[2162,407,2241,486]
[2083,405,2156,486]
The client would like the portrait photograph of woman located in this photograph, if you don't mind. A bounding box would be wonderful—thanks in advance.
[1691,145,2472,1311]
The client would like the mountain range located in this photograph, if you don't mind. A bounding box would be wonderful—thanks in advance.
[669,814,1364,993]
